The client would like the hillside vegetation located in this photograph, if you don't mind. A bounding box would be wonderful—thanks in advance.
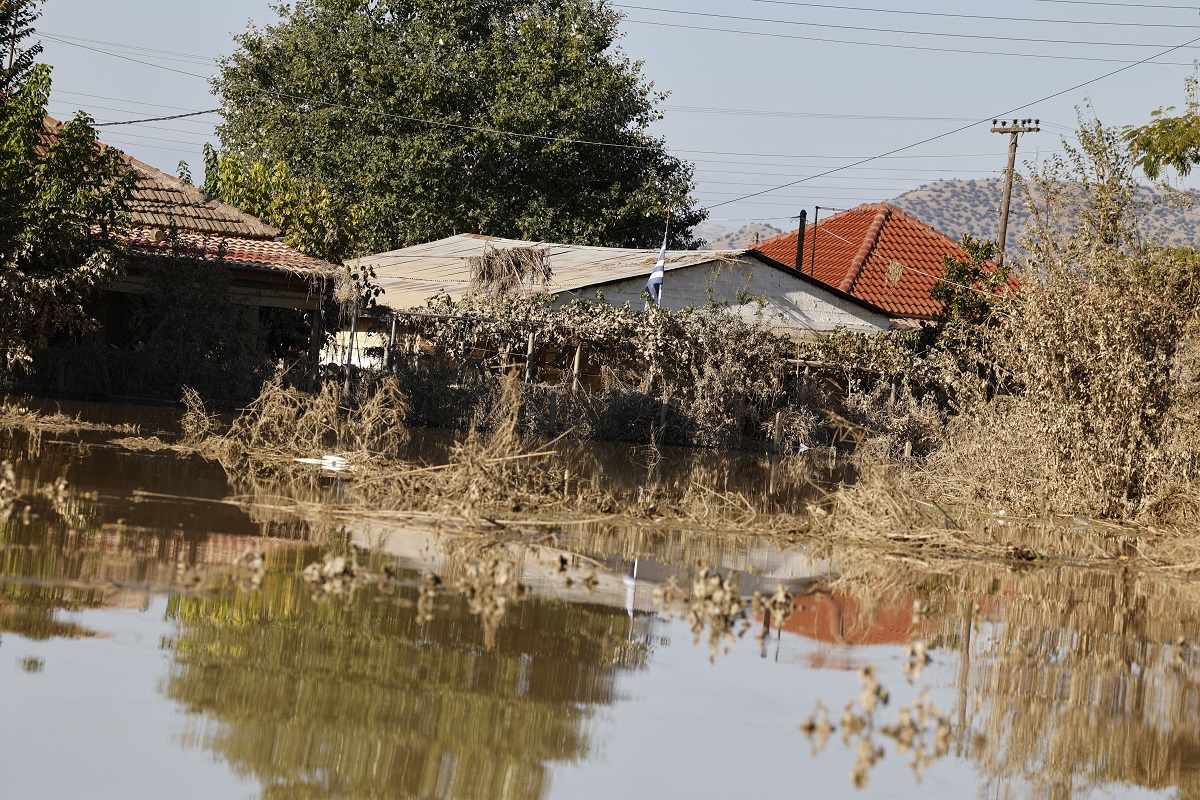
[694,222,782,251]
[890,178,1200,247]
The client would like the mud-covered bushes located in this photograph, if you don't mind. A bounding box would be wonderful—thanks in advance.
[211,375,410,464]
[391,293,863,448]
[927,119,1200,522]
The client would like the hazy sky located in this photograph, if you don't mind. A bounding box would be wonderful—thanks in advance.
[33,0,1200,231]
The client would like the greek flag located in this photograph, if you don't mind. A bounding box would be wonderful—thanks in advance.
[644,217,669,305]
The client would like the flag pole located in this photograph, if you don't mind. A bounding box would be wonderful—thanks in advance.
[644,206,672,312]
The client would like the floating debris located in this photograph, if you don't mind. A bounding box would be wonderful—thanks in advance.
[0,460,17,523]
[302,551,365,598]
[901,640,931,684]
[801,667,952,789]
[234,549,266,591]
[859,666,889,715]
[416,571,441,624]
[456,549,528,646]
[799,700,834,754]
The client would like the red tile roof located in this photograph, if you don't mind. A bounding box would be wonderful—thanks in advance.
[41,117,335,282]
[770,589,935,647]
[754,203,993,320]
[120,228,336,277]
[42,117,282,240]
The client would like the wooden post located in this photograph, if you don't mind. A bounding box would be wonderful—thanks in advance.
[991,119,1040,267]
[957,605,973,756]
[384,314,397,370]
[571,343,583,391]
[772,409,783,453]
[794,209,807,273]
[342,305,358,395]
[307,303,324,392]
[810,206,820,275]
[524,331,535,383]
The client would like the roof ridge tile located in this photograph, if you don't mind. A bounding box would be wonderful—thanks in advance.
[839,205,890,293]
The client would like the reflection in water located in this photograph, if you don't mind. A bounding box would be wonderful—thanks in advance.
[966,566,1200,799]
[811,555,1200,799]
[163,560,655,800]
[6,413,1200,799]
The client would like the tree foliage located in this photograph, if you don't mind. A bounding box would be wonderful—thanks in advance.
[0,0,42,95]
[212,0,704,254]
[0,1,135,373]
[197,143,367,263]
[1123,73,1200,180]
[932,235,1007,329]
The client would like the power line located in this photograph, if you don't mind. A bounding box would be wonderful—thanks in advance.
[615,4,1194,48]
[47,87,1027,131]
[663,105,982,122]
[695,165,1006,176]
[1033,0,1200,8]
[705,30,1200,209]
[39,34,212,80]
[40,31,1070,165]
[92,108,221,127]
[41,31,216,63]
[623,17,1196,66]
[53,89,215,113]
[748,0,1200,27]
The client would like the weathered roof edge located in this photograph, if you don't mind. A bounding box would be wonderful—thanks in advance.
[123,156,283,240]
[42,116,282,240]
[745,250,906,321]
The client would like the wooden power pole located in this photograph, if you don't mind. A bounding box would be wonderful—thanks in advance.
[991,118,1039,266]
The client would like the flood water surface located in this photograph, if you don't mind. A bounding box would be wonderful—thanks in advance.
[0,416,1196,799]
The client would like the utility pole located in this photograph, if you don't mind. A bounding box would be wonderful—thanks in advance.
[809,206,820,276]
[991,118,1039,267]
[793,209,807,273]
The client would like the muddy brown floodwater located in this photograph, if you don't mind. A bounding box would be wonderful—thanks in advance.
[0,400,1197,799]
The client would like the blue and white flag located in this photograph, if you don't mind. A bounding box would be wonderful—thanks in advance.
[644,215,670,305]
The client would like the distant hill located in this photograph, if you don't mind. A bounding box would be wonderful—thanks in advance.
[889,178,1200,249]
[695,222,784,251]
[692,222,734,246]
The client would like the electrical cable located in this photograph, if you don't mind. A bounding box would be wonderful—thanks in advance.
[1033,0,1200,9]
[748,0,1200,27]
[623,17,1196,66]
[705,30,1200,209]
[615,4,1193,48]
[41,31,1072,164]
[92,108,220,127]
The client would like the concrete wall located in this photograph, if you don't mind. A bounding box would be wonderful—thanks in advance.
[555,255,893,336]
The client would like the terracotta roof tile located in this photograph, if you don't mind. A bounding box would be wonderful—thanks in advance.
[121,228,337,278]
[755,203,999,319]
[39,117,334,281]
[41,117,280,240]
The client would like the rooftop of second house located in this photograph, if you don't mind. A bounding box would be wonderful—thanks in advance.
[754,202,997,320]
[352,233,745,309]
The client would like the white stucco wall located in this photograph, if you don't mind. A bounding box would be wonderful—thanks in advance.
[554,256,893,336]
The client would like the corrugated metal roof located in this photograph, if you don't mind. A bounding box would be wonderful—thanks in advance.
[352,233,745,309]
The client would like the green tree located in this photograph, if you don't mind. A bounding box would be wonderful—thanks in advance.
[1,0,41,94]
[194,143,367,264]
[1124,73,1200,180]
[0,0,134,373]
[932,235,1009,329]
[212,0,704,254]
